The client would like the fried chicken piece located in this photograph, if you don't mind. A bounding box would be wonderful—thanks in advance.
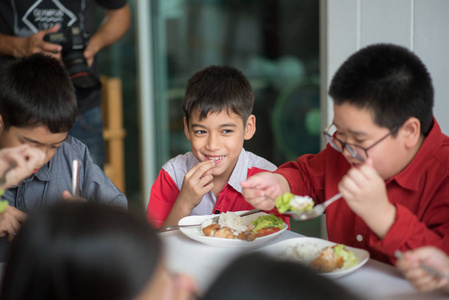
[202,224,221,236]
[213,227,235,239]
[310,246,344,273]
[236,230,257,241]
[203,224,256,241]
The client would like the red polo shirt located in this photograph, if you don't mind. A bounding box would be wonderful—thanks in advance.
[148,149,289,229]
[276,118,449,264]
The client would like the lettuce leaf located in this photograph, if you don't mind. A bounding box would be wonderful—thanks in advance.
[252,214,284,233]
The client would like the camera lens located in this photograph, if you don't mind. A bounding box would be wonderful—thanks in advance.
[63,51,100,89]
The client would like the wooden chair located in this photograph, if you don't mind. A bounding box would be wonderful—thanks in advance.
[100,75,126,193]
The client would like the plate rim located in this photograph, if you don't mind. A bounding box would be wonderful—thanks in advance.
[258,236,370,277]
[178,211,288,247]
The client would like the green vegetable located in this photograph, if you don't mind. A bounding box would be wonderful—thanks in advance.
[0,200,9,214]
[275,193,294,213]
[252,214,284,233]
[334,244,358,269]
[275,193,314,213]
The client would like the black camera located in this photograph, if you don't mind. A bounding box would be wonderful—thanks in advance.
[44,27,100,89]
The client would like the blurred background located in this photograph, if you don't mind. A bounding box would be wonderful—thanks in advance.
[97,0,449,237]
[98,0,321,235]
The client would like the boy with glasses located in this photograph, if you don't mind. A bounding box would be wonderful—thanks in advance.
[241,43,449,265]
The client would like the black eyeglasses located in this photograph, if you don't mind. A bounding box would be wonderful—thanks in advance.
[323,124,398,162]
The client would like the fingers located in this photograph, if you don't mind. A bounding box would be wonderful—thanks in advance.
[25,25,62,56]
[241,186,275,211]
[0,206,27,241]
[0,146,45,188]
[62,190,88,202]
[185,161,215,185]
[173,274,198,300]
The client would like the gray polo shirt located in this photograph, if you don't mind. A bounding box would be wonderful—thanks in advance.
[3,135,127,212]
[0,135,127,261]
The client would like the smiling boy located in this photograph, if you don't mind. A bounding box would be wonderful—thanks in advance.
[241,44,449,264]
[147,65,284,229]
[0,54,127,259]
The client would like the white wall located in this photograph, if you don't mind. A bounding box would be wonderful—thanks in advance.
[321,0,449,135]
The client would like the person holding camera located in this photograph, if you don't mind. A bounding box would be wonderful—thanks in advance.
[0,0,131,169]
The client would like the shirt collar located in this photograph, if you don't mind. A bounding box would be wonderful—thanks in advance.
[33,161,52,182]
[390,117,442,191]
[227,148,248,194]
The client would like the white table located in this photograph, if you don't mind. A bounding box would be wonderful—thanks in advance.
[160,230,449,300]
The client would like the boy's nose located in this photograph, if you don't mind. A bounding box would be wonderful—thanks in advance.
[206,134,221,150]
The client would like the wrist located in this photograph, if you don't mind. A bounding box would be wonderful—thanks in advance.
[173,197,196,215]
[0,35,25,57]
[365,202,397,239]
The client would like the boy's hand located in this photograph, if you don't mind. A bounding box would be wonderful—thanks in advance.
[160,161,215,230]
[0,144,45,189]
[338,158,396,238]
[0,206,27,241]
[396,246,449,292]
[62,190,88,202]
[177,160,215,210]
[240,172,290,211]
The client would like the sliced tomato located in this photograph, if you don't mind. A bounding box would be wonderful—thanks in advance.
[255,227,281,237]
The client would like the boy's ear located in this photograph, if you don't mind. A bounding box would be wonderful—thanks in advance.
[244,114,256,140]
[400,117,421,148]
[0,114,3,132]
[183,117,191,141]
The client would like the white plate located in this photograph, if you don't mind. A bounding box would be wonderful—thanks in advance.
[258,237,370,278]
[178,211,288,248]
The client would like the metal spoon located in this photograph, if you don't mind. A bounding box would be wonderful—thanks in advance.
[269,193,342,221]
[72,160,81,197]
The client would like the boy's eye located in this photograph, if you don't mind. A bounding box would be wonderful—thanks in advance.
[194,130,206,135]
[222,129,232,134]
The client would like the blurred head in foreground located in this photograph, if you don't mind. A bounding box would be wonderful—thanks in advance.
[202,252,361,300]
[0,202,195,300]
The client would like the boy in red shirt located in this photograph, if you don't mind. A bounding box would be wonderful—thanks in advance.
[147,65,285,229]
[241,43,449,264]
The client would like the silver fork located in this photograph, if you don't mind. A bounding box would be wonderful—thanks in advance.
[394,250,449,281]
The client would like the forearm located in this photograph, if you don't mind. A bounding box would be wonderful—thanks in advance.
[364,202,396,239]
[160,199,194,230]
[87,4,131,56]
[0,33,26,57]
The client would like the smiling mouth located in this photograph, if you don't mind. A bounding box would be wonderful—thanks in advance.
[205,155,225,164]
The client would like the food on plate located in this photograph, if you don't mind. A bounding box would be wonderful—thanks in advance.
[201,212,284,241]
[251,214,284,237]
[275,193,314,214]
[282,243,358,273]
[310,244,358,272]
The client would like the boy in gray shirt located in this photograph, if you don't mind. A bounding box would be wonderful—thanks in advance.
[0,54,127,259]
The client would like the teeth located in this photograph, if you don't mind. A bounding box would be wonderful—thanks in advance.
[207,156,224,161]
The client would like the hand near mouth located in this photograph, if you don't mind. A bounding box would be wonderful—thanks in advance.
[160,160,216,230]
[177,160,216,210]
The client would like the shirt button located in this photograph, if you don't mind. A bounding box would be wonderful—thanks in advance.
[356,234,363,242]
[214,210,220,214]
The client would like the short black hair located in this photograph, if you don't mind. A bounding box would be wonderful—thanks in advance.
[0,202,161,300]
[0,53,77,133]
[329,43,434,135]
[182,65,254,124]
